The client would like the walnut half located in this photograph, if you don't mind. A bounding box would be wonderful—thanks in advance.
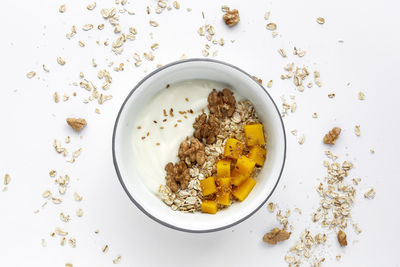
[208,88,236,118]
[263,227,291,245]
[193,113,220,144]
[178,137,206,166]
[165,161,190,193]
[323,127,341,144]
[223,9,240,27]
[66,118,87,132]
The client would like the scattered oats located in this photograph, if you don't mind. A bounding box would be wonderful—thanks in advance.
[312,112,318,118]
[266,22,277,31]
[78,40,85,47]
[65,264,73,267]
[264,11,270,20]
[221,5,230,12]
[98,24,105,30]
[364,188,376,199]
[278,48,287,58]
[68,238,76,248]
[173,1,180,9]
[42,190,52,198]
[26,71,36,79]
[59,4,66,13]
[113,255,122,264]
[52,197,62,204]
[186,8,192,12]
[144,51,155,61]
[267,202,276,213]
[267,80,273,88]
[151,43,159,51]
[370,149,375,154]
[55,227,68,236]
[290,129,297,136]
[291,102,297,113]
[298,134,305,145]
[41,239,47,247]
[352,223,362,234]
[150,20,159,27]
[307,82,313,88]
[328,93,335,98]
[87,2,96,10]
[354,125,361,136]
[336,255,341,260]
[76,208,84,217]
[358,91,365,100]
[202,49,209,57]
[102,244,109,253]
[4,174,11,185]
[316,17,325,24]
[272,31,278,38]
[82,24,94,31]
[114,24,121,33]
[61,237,66,246]
[95,229,100,234]
[60,212,70,222]
[74,192,83,202]
[57,57,66,66]
[34,209,40,214]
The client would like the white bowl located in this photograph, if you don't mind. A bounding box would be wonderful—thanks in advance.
[112,59,286,233]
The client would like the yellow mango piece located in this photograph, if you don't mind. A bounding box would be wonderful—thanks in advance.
[244,124,265,146]
[248,145,267,166]
[200,177,217,196]
[201,200,218,214]
[234,155,256,177]
[217,159,231,177]
[216,178,231,206]
[223,138,244,159]
[231,172,248,186]
[232,177,257,201]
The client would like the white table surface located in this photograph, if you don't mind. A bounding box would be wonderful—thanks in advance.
[1,0,399,266]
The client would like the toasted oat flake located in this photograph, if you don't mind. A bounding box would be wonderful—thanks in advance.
[113,255,122,264]
[52,197,62,204]
[298,134,305,145]
[59,4,66,13]
[149,20,159,27]
[60,212,70,222]
[278,48,287,58]
[78,40,85,47]
[102,244,109,253]
[76,208,84,217]
[266,22,277,31]
[267,202,276,213]
[49,170,57,177]
[328,93,335,98]
[74,192,83,201]
[364,188,376,199]
[57,57,66,66]
[173,1,180,9]
[4,174,10,185]
[42,190,52,198]
[26,71,36,79]
[41,239,47,247]
[358,91,365,100]
[267,80,273,88]
[69,238,76,248]
[55,227,68,236]
[317,17,325,24]
[87,2,96,10]
[354,125,361,136]
[82,24,94,31]
[312,112,318,118]
[65,263,73,267]
[264,11,270,20]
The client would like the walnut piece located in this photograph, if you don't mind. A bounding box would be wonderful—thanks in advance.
[165,161,190,193]
[208,88,236,119]
[223,9,240,27]
[263,227,291,244]
[178,137,206,166]
[193,113,220,144]
[323,127,341,144]
[337,230,347,247]
[66,118,87,132]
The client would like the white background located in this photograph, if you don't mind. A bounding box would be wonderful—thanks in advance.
[0,0,399,266]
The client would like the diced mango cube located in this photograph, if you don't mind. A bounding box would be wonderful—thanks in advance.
[217,159,231,177]
[231,172,248,186]
[244,124,265,146]
[232,177,257,201]
[201,200,218,214]
[248,146,267,166]
[234,155,256,177]
[216,178,231,206]
[224,138,244,159]
[200,177,217,196]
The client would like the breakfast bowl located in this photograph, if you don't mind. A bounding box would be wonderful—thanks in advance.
[112,58,286,233]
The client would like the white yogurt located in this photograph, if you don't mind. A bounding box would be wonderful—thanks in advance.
[132,80,243,194]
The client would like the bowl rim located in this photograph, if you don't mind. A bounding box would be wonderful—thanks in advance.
[112,58,287,233]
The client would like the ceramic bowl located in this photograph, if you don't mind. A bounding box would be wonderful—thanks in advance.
[112,59,286,233]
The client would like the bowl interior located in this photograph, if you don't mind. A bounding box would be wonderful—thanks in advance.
[113,59,286,232]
